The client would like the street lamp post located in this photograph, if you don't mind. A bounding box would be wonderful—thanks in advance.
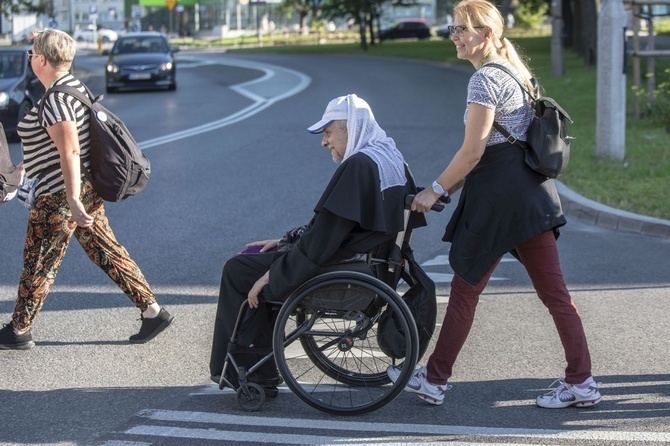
[596,0,627,160]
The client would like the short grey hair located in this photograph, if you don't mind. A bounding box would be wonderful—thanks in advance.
[32,29,76,71]
[334,120,347,131]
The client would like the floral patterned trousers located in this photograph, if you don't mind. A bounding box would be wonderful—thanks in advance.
[12,183,156,331]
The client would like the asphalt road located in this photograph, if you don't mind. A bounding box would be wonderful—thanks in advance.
[0,50,668,446]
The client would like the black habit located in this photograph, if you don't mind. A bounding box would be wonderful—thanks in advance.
[209,153,410,378]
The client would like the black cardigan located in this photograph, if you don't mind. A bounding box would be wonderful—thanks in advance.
[443,142,566,286]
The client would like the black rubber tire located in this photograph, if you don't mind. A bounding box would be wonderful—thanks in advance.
[273,271,419,415]
[236,382,265,411]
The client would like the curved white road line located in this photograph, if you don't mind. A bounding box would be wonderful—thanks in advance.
[138,57,311,149]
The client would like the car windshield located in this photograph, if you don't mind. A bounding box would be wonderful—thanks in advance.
[113,37,168,55]
[0,53,24,78]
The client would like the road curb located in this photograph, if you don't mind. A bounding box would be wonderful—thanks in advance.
[556,181,670,238]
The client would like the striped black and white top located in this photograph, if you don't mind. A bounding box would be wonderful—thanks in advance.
[17,73,91,200]
[465,60,534,147]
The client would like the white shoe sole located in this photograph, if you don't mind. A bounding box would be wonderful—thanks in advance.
[537,395,602,409]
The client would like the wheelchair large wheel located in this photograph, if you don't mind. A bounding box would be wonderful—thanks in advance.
[272,271,420,415]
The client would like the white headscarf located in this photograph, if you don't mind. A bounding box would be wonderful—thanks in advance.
[341,94,406,191]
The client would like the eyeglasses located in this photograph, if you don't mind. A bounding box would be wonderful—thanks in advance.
[448,25,486,37]
[27,49,37,60]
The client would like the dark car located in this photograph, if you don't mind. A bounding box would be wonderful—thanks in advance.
[104,32,179,93]
[436,24,452,39]
[0,48,45,137]
[379,19,432,41]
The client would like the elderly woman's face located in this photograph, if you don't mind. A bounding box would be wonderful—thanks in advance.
[321,121,348,163]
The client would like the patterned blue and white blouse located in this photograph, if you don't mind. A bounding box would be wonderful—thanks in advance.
[465,60,534,146]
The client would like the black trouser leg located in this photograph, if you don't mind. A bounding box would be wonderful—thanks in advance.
[209,251,282,377]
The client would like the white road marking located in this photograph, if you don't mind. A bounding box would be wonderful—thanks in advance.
[0,284,218,300]
[421,254,511,284]
[421,254,517,267]
[137,58,311,149]
[125,425,557,445]
[191,383,356,396]
[129,410,670,443]
[99,441,152,446]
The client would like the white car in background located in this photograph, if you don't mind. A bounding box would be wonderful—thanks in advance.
[74,25,119,43]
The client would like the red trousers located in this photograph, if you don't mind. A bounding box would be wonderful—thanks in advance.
[426,230,593,385]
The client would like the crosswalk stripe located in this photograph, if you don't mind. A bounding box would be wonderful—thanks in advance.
[99,441,152,446]
[190,383,362,396]
[125,424,560,445]
[134,410,670,443]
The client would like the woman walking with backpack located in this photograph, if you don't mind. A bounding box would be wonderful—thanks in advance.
[387,0,601,409]
[0,29,173,350]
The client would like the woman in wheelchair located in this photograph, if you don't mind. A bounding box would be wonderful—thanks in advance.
[209,94,424,402]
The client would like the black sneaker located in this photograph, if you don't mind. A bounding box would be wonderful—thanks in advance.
[0,324,35,350]
[213,371,282,398]
[249,373,283,399]
[129,308,174,344]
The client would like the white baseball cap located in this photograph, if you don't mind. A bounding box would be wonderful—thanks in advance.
[307,96,348,134]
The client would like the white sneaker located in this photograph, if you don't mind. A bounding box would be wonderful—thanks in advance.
[386,364,409,383]
[386,365,451,406]
[536,377,602,409]
[387,364,425,384]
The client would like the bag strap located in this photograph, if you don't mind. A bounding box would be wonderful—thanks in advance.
[486,63,573,122]
[481,63,535,147]
[38,83,97,117]
[37,82,99,185]
[485,63,537,99]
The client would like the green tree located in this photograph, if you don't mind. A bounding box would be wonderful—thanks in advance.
[320,0,419,50]
[514,0,548,29]
[564,0,599,65]
[515,0,598,66]
[278,0,313,34]
[0,0,48,19]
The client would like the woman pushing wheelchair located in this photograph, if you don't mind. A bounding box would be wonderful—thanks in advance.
[209,94,424,398]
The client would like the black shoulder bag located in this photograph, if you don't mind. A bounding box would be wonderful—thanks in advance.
[487,63,574,179]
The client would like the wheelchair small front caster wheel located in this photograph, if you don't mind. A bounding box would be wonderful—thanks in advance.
[236,382,265,411]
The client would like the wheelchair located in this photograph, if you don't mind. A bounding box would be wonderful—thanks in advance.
[217,194,444,415]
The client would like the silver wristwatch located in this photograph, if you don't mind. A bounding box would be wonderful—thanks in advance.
[432,180,448,197]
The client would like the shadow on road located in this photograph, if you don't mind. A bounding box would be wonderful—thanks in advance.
[2,374,667,445]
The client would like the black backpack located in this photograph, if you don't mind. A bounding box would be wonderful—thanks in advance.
[0,123,22,203]
[39,83,150,201]
[488,64,573,179]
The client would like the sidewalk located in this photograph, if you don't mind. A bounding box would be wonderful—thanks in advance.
[556,181,670,238]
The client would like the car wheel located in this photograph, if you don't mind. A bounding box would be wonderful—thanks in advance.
[106,86,117,94]
[76,36,85,42]
[102,36,110,44]
[168,83,177,91]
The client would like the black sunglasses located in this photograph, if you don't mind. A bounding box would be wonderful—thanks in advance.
[27,49,39,60]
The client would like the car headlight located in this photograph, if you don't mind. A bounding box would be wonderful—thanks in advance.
[106,63,119,74]
[160,62,173,71]
[0,92,8,110]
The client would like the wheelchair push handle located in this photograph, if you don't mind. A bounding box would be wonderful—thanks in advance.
[405,190,449,213]
[415,187,452,204]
